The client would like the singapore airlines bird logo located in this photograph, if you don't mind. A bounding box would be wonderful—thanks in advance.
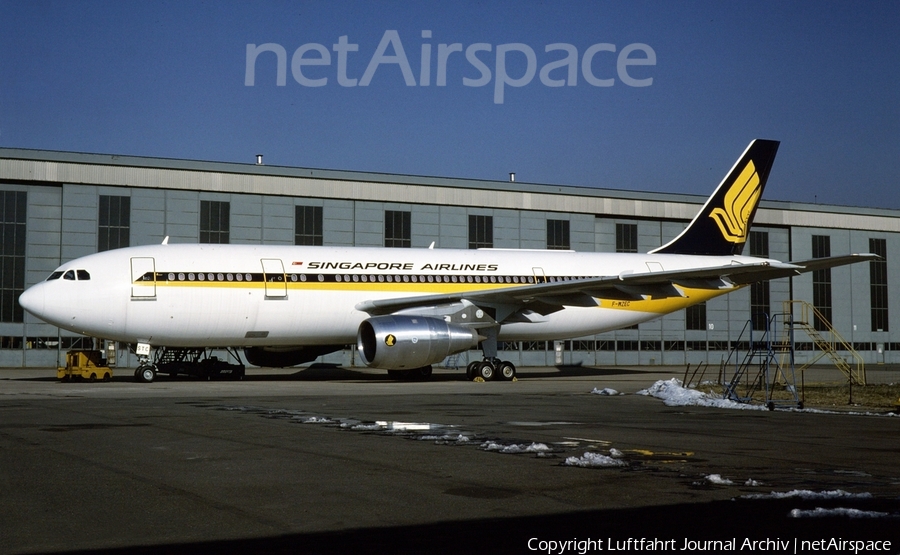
[709,161,760,244]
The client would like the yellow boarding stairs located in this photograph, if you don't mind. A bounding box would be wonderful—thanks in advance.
[780,300,866,386]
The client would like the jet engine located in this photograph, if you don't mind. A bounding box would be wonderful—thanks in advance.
[357,315,481,370]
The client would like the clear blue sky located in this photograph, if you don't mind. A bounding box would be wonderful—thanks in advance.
[2,1,898,208]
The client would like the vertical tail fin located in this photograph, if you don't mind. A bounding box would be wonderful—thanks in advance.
[650,139,780,256]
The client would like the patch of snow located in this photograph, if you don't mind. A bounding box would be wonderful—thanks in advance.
[591,387,620,396]
[742,489,873,500]
[789,507,894,519]
[300,416,334,424]
[637,379,765,410]
[705,474,734,485]
[417,433,474,444]
[481,441,551,454]
[564,451,627,468]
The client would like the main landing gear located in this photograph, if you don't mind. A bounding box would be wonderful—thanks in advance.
[464,324,516,381]
[466,358,517,382]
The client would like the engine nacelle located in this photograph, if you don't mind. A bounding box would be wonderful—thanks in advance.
[357,315,481,370]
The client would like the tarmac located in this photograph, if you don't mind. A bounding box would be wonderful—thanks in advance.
[1,364,898,554]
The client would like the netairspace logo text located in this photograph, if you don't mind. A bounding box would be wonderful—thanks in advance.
[245,30,656,104]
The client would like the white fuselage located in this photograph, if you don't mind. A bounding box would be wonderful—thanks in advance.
[19,244,756,347]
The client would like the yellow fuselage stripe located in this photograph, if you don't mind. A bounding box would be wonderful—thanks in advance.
[139,279,737,315]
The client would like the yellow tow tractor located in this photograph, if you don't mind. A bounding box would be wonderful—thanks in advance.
[58,350,113,382]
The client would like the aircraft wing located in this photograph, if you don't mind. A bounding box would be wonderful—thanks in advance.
[356,254,877,321]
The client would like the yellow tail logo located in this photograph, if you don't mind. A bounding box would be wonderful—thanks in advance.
[709,161,760,243]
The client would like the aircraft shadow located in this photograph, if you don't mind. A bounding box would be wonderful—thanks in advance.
[530,364,650,378]
[58,497,898,555]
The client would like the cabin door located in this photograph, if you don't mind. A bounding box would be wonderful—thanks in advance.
[261,259,287,298]
[130,257,156,298]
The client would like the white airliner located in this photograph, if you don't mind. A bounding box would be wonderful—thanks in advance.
[18,140,873,382]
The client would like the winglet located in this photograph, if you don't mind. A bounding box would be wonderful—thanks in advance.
[650,139,780,256]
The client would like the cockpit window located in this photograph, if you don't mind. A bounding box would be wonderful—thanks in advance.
[76,270,91,280]
[47,271,64,281]
[63,270,76,280]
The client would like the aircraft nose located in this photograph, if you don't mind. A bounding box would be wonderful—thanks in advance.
[18,283,45,318]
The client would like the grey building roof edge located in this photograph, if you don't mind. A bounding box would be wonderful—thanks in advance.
[0,146,897,220]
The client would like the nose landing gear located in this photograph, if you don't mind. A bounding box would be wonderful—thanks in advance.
[132,346,246,383]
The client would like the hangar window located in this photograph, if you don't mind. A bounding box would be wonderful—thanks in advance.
[811,235,832,331]
[98,195,130,252]
[0,190,26,323]
[295,205,323,246]
[384,210,411,248]
[685,302,706,330]
[468,215,493,249]
[615,223,638,253]
[200,200,230,244]
[547,219,570,250]
[749,231,770,331]
[869,238,889,332]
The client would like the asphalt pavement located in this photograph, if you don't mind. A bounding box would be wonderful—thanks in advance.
[1,365,898,554]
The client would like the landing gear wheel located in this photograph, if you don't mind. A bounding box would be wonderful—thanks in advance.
[136,364,156,383]
[415,365,433,380]
[466,361,480,380]
[498,361,516,381]
[476,361,495,381]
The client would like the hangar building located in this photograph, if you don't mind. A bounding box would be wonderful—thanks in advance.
[1,147,898,370]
